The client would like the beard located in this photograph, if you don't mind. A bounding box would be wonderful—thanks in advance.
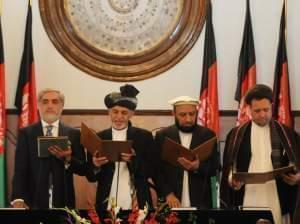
[175,118,196,133]
[42,113,60,123]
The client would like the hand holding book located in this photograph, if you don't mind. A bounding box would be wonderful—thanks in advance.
[92,151,109,167]
[161,136,216,167]
[120,148,136,162]
[81,123,133,162]
[48,144,72,162]
[177,155,200,171]
[281,171,300,186]
[233,165,295,184]
[37,136,69,159]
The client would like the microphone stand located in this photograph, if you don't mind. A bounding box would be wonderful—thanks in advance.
[115,159,121,208]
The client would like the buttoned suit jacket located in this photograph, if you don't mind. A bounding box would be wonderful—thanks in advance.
[12,121,86,208]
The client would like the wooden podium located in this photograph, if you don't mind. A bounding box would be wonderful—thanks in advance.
[0,209,68,224]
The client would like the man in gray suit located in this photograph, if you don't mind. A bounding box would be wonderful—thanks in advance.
[11,88,86,208]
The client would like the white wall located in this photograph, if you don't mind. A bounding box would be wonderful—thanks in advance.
[2,0,300,110]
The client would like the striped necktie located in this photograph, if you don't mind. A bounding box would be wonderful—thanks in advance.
[45,125,53,208]
[46,125,53,136]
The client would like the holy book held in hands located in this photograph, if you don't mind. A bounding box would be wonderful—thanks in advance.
[233,165,295,184]
[37,136,69,158]
[161,136,217,167]
[80,123,132,162]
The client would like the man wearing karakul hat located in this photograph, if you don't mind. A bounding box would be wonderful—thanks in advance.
[85,84,155,212]
[155,96,219,209]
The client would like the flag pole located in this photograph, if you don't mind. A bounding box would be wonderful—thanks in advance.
[284,0,287,39]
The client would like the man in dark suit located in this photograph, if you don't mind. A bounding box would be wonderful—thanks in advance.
[11,88,86,209]
[155,96,219,209]
[86,84,154,211]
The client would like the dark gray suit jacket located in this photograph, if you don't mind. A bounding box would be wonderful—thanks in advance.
[12,121,86,208]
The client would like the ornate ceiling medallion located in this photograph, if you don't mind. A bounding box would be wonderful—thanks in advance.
[39,0,207,81]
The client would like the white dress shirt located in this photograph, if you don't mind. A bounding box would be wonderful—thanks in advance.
[179,131,192,207]
[41,119,59,208]
[107,127,132,209]
[243,122,284,224]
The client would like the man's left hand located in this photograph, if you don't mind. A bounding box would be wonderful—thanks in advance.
[178,156,199,171]
[48,145,72,162]
[282,172,300,185]
[120,148,136,162]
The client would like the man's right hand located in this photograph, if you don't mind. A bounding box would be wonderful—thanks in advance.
[178,156,199,171]
[229,177,244,191]
[166,193,181,208]
[92,151,108,167]
[11,200,29,209]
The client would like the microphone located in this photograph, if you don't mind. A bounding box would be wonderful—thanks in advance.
[115,161,121,207]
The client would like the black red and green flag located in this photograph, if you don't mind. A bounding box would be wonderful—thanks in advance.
[14,1,38,128]
[198,0,219,136]
[0,14,6,207]
[197,0,219,208]
[272,2,293,127]
[235,0,256,125]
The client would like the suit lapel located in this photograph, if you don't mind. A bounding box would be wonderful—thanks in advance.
[190,126,202,150]
[274,120,300,169]
[126,126,135,173]
[58,122,67,136]
[33,122,44,137]
[101,128,113,140]
[126,126,135,141]
[169,125,181,145]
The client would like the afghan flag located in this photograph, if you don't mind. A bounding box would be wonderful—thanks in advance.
[14,2,38,128]
[197,0,219,208]
[235,0,256,126]
[198,0,219,137]
[0,15,6,207]
[272,2,293,127]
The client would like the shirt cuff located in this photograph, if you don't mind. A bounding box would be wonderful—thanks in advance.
[64,160,71,169]
[93,167,101,175]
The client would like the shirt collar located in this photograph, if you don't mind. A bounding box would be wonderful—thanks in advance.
[112,126,128,134]
[41,119,59,128]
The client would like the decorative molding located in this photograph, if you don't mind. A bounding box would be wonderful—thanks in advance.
[38,0,207,81]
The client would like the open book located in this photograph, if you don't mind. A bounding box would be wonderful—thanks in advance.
[80,123,132,162]
[161,136,217,167]
[233,165,295,184]
[37,136,69,158]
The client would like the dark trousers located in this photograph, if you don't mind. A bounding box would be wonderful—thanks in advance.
[293,185,300,224]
